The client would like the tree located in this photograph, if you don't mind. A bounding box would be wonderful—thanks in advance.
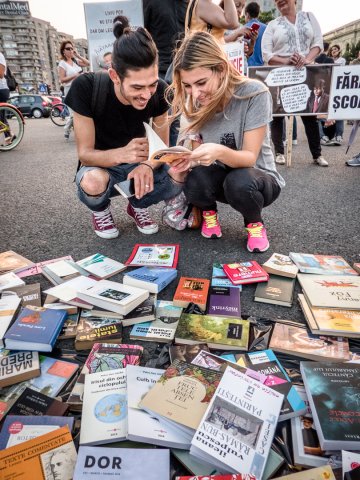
[344,40,360,64]
[259,9,276,24]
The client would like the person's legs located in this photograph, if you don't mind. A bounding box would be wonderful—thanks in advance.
[271,117,285,164]
[0,88,11,141]
[328,120,344,145]
[301,115,328,166]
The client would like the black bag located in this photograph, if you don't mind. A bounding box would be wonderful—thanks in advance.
[5,66,17,92]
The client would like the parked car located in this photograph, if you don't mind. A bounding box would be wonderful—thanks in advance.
[45,95,62,106]
[9,94,52,118]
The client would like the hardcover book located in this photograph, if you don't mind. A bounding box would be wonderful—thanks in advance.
[262,253,299,278]
[125,243,180,268]
[44,275,98,309]
[6,387,69,417]
[76,253,126,279]
[207,286,241,317]
[289,253,358,276]
[175,314,250,351]
[121,293,156,327]
[123,266,178,293]
[0,292,21,348]
[190,366,283,477]
[0,414,74,449]
[0,350,40,388]
[80,368,128,445]
[297,274,360,309]
[173,277,211,310]
[4,306,68,352]
[74,310,123,351]
[4,282,42,307]
[254,275,295,307]
[211,263,242,290]
[300,361,360,450]
[269,322,350,361]
[298,293,360,338]
[130,300,183,343]
[16,255,73,278]
[140,359,222,434]
[0,250,34,275]
[127,365,191,449]
[0,271,25,292]
[0,426,77,480]
[77,279,149,315]
[223,261,269,285]
[73,446,170,480]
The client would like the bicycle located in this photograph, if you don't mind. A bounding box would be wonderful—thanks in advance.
[0,102,25,151]
[50,102,71,127]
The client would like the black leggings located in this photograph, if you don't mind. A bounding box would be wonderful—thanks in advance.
[0,88,10,137]
[184,165,281,226]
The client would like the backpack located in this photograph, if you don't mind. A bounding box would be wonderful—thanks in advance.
[5,66,17,92]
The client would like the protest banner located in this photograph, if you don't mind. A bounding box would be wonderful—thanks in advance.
[328,65,360,120]
[84,0,143,72]
[223,42,245,76]
[248,65,333,116]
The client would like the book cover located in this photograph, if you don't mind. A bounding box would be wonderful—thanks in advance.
[223,261,269,285]
[262,253,299,278]
[0,425,77,480]
[190,366,283,477]
[130,300,182,342]
[254,275,295,307]
[0,414,74,449]
[80,368,127,445]
[175,314,250,351]
[42,259,90,285]
[16,255,73,278]
[58,312,80,340]
[169,344,210,364]
[140,359,222,432]
[44,275,98,309]
[0,350,40,388]
[297,274,360,309]
[73,446,169,480]
[175,476,255,480]
[0,292,21,347]
[172,448,222,477]
[75,310,123,351]
[300,361,360,450]
[6,387,69,417]
[123,266,178,293]
[4,282,42,307]
[121,293,156,327]
[273,465,336,479]
[77,279,149,315]
[298,293,360,338]
[0,271,25,292]
[289,253,358,276]
[211,263,242,290]
[125,243,180,268]
[0,250,34,274]
[76,253,126,279]
[207,286,241,317]
[236,349,307,422]
[4,306,68,352]
[342,450,360,480]
[173,277,211,310]
[269,322,350,361]
[353,263,360,275]
[127,365,191,448]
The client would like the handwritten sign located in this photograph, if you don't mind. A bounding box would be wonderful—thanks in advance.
[328,65,360,120]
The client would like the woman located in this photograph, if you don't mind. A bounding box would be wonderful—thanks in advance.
[168,32,285,252]
[262,0,328,166]
[329,44,346,66]
[326,44,345,146]
[58,40,89,140]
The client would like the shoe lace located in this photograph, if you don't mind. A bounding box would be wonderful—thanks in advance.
[246,223,264,238]
[94,209,114,229]
[133,207,153,225]
[204,212,218,229]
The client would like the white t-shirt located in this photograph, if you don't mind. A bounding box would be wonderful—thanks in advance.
[334,57,346,66]
[58,59,82,94]
[262,11,323,63]
[0,52,8,90]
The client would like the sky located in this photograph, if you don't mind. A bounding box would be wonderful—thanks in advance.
[26,0,360,39]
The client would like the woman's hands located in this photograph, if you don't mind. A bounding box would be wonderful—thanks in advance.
[189,143,222,166]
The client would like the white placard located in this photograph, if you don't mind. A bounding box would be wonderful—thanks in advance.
[328,65,360,120]
[223,41,245,76]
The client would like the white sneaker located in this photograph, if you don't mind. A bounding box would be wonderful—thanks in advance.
[320,136,330,145]
[314,156,328,167]
[275,154,286,165]
[333,135,343,146]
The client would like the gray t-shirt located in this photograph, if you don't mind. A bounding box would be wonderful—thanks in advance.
[198,79,285,189]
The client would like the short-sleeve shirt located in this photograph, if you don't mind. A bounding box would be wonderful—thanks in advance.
[58,59,83,93]
[0,52,8,90]
[197,79,285,188]
[65,73,169,151]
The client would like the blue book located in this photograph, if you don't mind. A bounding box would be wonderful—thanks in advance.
[123,267,178,293]
[4,307,68,352]
[211,263,242,291]
[0,415,74,450]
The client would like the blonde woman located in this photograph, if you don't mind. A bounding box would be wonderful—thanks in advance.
[168,32,285,252]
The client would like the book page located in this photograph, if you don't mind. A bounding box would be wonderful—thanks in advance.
[143,122,191,163]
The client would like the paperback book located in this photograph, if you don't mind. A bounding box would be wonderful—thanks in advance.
[176,476,255,480]
[211,263,242,290]
[223,261,269,285]
[144,120,192,163]
[289,253,358,276]
[58,312,80,340]
[300,361,360,450]
[125,243,180,268]
[123,266,178,293]
[5,282,42,307]
[121,293,156,327]
[0,250,34,275]
[169,344,210,364]
[207,286,241,317]
[0,350,40,388]
[190,366,283,477]
[262,253,298,278]
[0,271,25,292]
[273,465,336,479]
[342,450,360,480]
[254,275,295,307]
[173,277,211,310]
[76,253,126,279]
[74,310,123,351]
[16,255,73,278]
[0,292,21,348]
[175,314,250,351]
[44,275,98,309]
[42,259,91,285]
[5,387,70,417]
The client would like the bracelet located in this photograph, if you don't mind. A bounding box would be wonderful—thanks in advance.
[141,163,154,172]
[168,174,185,185]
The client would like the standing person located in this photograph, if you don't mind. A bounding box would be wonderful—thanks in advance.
[326,44,346,146]
[244,2,266,67]
[0,51,12,145]
[168,31,285,252]
[65,19,184,239]
[58,40,89,140]
[262,0,328,166]
[329,44,346,66]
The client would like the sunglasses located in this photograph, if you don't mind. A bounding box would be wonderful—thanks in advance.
[64,47,74,51]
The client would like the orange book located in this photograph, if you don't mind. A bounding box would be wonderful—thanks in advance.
[0,426,77,479]
[173,277,210,311]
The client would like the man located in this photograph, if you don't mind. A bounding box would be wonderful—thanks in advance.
[315,41,334,64]
[66,25,184,239]
[102,52,112,70]
[244,2,266,67]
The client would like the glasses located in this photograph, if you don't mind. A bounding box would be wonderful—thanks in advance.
[64,47,74,51]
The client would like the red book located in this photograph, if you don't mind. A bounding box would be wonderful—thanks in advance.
[176,476,255,480]
[223,261,269,285]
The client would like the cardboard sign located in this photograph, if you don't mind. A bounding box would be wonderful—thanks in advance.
[223,41,245,76]
[328,65,360,120]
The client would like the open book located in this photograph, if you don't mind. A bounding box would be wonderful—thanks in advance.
[144,122,191,163]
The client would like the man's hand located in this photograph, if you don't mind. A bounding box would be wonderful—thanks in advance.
[114,138,149,165]
[127,163,154,199]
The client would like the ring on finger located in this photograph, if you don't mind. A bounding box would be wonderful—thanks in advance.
[145,184,150,188]
[198,160,201,165]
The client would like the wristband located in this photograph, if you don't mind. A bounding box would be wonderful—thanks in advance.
[141,163,154,172]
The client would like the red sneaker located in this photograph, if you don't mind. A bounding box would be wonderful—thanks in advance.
[127,203,159,234]
[91,206,119,239]
[246,222,269,252]
[201,210,222,238]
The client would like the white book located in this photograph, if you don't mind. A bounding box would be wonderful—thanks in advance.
[342,450,360,478]
[76,253,126,279]
[80,369,127,446]
[190,366,283,478]
[44,275,98,308]
[126,365,191,449]
[0,272,25,292]
[77,280,149,316]
[0,292,21,347]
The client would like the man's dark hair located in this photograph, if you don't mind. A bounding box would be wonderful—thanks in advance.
[245,2,260,19]
[112,16,158,79]
[323,41,330,52]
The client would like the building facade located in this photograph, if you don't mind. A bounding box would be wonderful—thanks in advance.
[323,19,360,54]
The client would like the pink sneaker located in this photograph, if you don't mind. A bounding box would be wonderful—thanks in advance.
[201,210,222,238]
[91,206,119,239]
[127,203,159,234]
[246,222,269,252]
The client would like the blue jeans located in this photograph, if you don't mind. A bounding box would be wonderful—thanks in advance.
[76,163,182,212]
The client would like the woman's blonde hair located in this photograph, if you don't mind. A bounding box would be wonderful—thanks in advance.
[167,31,259,132]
